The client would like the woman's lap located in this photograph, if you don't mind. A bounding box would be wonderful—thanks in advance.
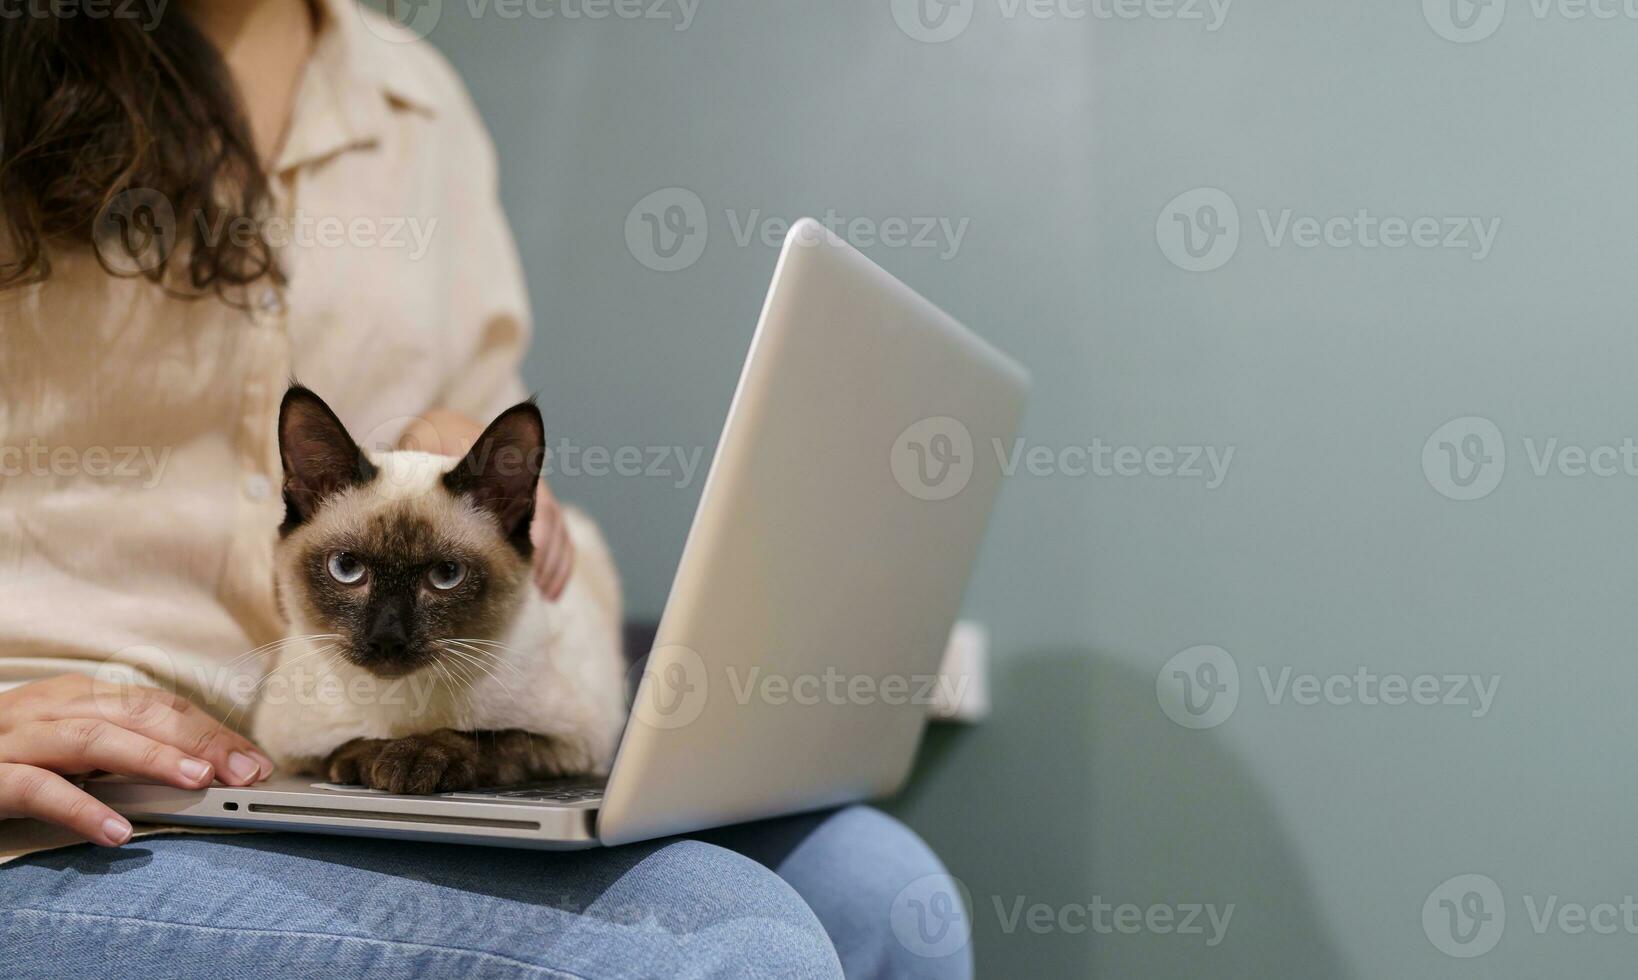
[0,806,970,980]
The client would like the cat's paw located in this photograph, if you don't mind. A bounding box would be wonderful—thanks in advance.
[323,732,481,794]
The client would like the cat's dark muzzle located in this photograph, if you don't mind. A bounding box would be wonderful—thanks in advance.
[351,597,433,677]
[346,637,437,678]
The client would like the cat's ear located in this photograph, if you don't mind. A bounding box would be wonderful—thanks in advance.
[442,400,545,550]
[277,384,376,533]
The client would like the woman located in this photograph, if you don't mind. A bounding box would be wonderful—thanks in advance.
[0,2,970,976]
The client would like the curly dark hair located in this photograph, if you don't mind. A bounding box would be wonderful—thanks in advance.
[0,10,283,302]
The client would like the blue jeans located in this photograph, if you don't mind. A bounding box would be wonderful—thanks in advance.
[0,806,971,979]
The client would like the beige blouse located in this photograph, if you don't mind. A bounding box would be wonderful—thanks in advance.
[0,1,530,855]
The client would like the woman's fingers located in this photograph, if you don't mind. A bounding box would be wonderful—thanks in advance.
[0,763,131,846]
[66,686,271,786]
[4,720,215,790]
[535,529,571,599]
[544,533,574,600]
[530,485,574,600]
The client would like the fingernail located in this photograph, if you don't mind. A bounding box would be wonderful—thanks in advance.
[178,758,212,783]
[102,817,132,846]
[227,751,260,783]
[252,752,276,778]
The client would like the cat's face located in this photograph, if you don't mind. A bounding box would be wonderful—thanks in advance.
[273,385,543,678]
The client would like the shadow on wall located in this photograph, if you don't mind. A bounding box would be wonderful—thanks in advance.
[895,649,1352,978]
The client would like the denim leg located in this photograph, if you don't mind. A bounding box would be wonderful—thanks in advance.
[0,832,842,980]
[705,806,973,980]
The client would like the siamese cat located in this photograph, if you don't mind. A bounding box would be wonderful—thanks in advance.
[251,385,627,794]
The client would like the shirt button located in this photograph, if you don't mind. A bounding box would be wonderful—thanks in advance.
[243,474,272,502]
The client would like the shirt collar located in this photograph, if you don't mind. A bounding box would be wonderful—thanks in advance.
[273,0,440,175]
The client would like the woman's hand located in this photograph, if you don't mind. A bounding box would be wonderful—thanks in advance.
[0,675,274,847]
[528,479,574,601]
[400,408,574,601]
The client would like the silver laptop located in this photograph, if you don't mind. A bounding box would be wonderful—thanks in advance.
[90,218,1029,849]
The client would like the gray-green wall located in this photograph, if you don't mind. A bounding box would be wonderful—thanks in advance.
[426,1,1638,974]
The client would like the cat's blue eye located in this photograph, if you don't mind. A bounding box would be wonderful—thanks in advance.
[428,560,467,591]
[327,551,366,585]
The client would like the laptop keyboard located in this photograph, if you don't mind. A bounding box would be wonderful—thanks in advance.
[310,778,605,804]
[439,779,606,803]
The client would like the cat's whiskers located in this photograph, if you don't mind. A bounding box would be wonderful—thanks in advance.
[221,633,343,672]
[435,642,519,704]
[213,644,340,739]
[437,650,480,688]
[441,638,526,678]
[441,646,520,695]
[439,639,518,676]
